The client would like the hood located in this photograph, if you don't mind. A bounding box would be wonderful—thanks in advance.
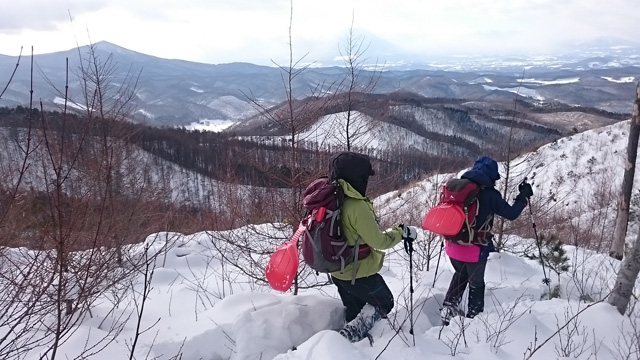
[329,151,375,196]
[461,156,500,187]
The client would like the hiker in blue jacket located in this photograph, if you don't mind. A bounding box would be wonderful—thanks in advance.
[441,156,533,324]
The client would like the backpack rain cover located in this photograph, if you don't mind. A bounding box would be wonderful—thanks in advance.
[422,178,480,245]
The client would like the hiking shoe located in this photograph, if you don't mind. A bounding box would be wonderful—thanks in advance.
[440,305,464,326]
[339,304,382,342]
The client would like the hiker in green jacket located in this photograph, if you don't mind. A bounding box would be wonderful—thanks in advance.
[329,151,417,343]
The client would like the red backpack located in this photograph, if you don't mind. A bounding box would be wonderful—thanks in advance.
[422,178,483,245]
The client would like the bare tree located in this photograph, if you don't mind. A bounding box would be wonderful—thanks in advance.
[0,47,22,101]
[34,42,168,359]
[610,82,640,260]
[608,83,640,315]
[219,0,338,294]
[0,39,181,359]
[331,15,383,151]
[609,223,640,315]
[243,0,331,222]
[523,298,607,359]
[494,69,536,250]
[0,47,57,360]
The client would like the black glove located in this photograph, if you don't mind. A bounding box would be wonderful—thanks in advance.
[518,182,534,198]
[515,182,533,203]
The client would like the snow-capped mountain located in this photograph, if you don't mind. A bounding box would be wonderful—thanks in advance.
[0,40,638,128]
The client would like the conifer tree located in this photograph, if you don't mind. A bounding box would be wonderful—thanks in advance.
[539,234,570,283]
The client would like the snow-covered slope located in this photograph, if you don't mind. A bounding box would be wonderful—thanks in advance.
[9,225,635,360]
[4,119,640,360]
[375,118,638,246]
[242,111,475,157]
[0,127,244,208]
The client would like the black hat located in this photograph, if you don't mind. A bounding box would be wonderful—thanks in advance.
[329,152,374,196]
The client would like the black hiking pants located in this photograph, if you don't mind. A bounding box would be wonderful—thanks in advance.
[331,273,394,322]
[443,258,487,317]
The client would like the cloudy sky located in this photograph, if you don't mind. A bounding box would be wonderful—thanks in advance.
[1,0,639,65]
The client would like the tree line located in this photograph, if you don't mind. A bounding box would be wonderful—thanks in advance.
[0,106,466,194]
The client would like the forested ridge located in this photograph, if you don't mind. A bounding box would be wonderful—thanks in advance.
[0,106,466,195]
[1,95,627,196]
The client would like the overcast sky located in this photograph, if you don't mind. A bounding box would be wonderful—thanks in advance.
[1,0,639,65]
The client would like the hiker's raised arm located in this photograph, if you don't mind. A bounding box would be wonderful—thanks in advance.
[491,191,526,220]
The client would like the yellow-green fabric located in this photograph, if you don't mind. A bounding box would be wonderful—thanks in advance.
[330,179,403,281]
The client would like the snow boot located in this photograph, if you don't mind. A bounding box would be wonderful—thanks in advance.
[339,304,382,343]
[440,304,464,326]
[466,284,485,318]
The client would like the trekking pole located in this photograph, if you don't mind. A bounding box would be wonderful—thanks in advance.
[403,235,414,338]
[522,178,552,296]
[432,238,444,288]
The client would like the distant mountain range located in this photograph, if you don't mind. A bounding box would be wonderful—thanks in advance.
[0,40,638,130]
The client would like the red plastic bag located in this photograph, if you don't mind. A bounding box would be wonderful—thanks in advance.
[266,224,304,292]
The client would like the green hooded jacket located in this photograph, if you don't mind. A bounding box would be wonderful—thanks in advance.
[330,179,404,281]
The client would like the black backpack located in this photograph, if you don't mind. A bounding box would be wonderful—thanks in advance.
[299,177,370,273]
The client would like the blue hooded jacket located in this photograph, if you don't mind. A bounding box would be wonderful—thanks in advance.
[460,156,527,259]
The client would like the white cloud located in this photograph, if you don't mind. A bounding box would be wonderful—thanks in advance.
[0,0,107,32]
[0,0,638,64]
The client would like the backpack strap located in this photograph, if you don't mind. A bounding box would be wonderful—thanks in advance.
[328,208,340,237]
[473,185,491,244]
[350,237,364,285]
[474,214,494,245]
[463,209,475,244]
[478,213,492,232]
